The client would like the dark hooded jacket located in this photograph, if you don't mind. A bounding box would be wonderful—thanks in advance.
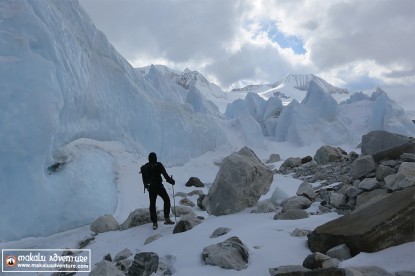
[141,152,174,187]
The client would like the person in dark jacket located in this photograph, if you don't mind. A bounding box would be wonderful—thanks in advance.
[141,152,175,229]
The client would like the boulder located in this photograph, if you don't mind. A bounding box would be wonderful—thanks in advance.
[202,236,249,270]
[90,260,124,276]
[343,266,394,276]
[303,252,331,269]
[361,130,414,162]
[385,162,415,191]
[358,178,379,191]
[291,228,312,237]
[307,186,415,255]
[254,200,278,213]
[185,177,205,187]
[120,208,152,230]
[301,156,313,164]
[275,209,309,220]
[171,206,194,217]
[269,265,310,275]
[296,182,316,200]
[326,244,351,261]
[128,252,159,276]
[202,147,273,215]
[350,155,376,179]
[179,197,195,207]
[281,196,312,211]
[401,153,415,162]
[329,192,346,208]
[376,165,396,181]
[355,189,389,210]
[173,213,201,234]
[90,214,119,234]
[280,157,302,169]
[144,233,163,245]
[314,146,345,164]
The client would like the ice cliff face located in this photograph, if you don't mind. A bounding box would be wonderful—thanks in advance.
[0,0,225,241]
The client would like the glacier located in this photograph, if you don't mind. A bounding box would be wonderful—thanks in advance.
[1,0,414,242]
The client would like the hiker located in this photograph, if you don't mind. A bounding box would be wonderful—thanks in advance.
[141,152,175,229]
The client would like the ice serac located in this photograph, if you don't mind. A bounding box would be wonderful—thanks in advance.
[0,0,225,241]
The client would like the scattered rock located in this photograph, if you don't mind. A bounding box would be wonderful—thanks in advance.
[355,188,389,210]
[78,236,95,249]
[281,196,311,211]
[173,220,193,234]
[344,266,394,276]
[401,153,415,162]
[358,177,379,191]
[120,208,151,230]
[254,199,278,213]
[385,162,415,190]
[350,155,376,179]
[296,182,316,200]
[307,186,415,255]
[179,197,195,207]
[185,177,205,187]
[115,259,133,274]
[302,252,331,269]
[376,165,396,181]
[290,228,312,237]
[90,214,119,234]
[329,193,346,208]
[280,157,302,169]
[202,147,273,216]
[202,236,249,270]
[269,265,310,275]
[103,253,112,262]
[325,244,351,261]
[128,252,159,276]
[171,206,194,217]
[187,189,204,196]
[197,194,206,210]
[210,227,231,238]
[314,145,345,164]
[301,156,313,164]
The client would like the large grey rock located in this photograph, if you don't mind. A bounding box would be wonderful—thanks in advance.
[307,186,415,255]
[385,162,415,191]
[202,236,249,270]
[361,130,414,162]
[280,157,302,169]
[128,252,159,276]
[185,177,205,187]
[401,153,415,162]
[144,233,163,245]
[202,147,273,215]
[90,214,119,234]
[355,189,389,210]
[376,165,396,181]
[281,196,312,211]
[210,227,231,238]
[296,182,316,200]
[266,153,281,164]
[120,208,151,230]
[344,266,394,276]
[114,248,133,262]
[350,155,376,179]
[329,192,346,208]
[303,252,331,269]
[90,260,124,276]
[314,145,345,164]
[326,244,351,261]
[358,178,379,191]
[173,213,201,234]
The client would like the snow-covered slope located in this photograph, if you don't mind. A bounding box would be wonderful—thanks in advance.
[0,0,226,241]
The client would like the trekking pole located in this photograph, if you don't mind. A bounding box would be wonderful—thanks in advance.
[171,175,177,223]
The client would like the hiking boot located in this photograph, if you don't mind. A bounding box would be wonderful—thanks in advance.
[164,218,175,225]
[152,223,158,230]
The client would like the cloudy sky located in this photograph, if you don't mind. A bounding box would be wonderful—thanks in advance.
[79,0,415,91]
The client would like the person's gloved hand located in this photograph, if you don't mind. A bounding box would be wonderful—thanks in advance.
[167,178,175,185]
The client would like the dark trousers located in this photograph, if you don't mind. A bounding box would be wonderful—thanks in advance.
[148,184,171,223]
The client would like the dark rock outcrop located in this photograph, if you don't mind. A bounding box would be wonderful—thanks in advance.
[307,186,415,255]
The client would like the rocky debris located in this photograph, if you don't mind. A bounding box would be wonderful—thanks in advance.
[171,205,194,217]
[187,189,204,196]
[269,265,310,275]
[325,244,351,261]
[202,236,249,270]
[197,194,206,210]
[307,186,415,255]
[301,156,313,164]
[314,145,346,164]
[350,155,376,179]
[210,227,231,238]
[401,153,415,162]
[355,188,389,210]
[115,259,133,274]
[120,208,152,230]
[358,177,379,190]
[280,157,302,170]
[128,252,159,276]
[297,182,316,200]
[173,213,202,234]
[90,214,119,234]
[361,130,415,162]
[253,199,278,213]
[185,177,205,187]
[268,266,394,276]
[103,253,112,262]
[275,209,308,220]
[90,260,124,276]
[266,153,281,164]
[385,162,415,191]
[202,147,273,215]
[302,252,331,269]
[376,164,396,181]
[343,266,394,276]
[114,248,133,263]
[78,236,95,249]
